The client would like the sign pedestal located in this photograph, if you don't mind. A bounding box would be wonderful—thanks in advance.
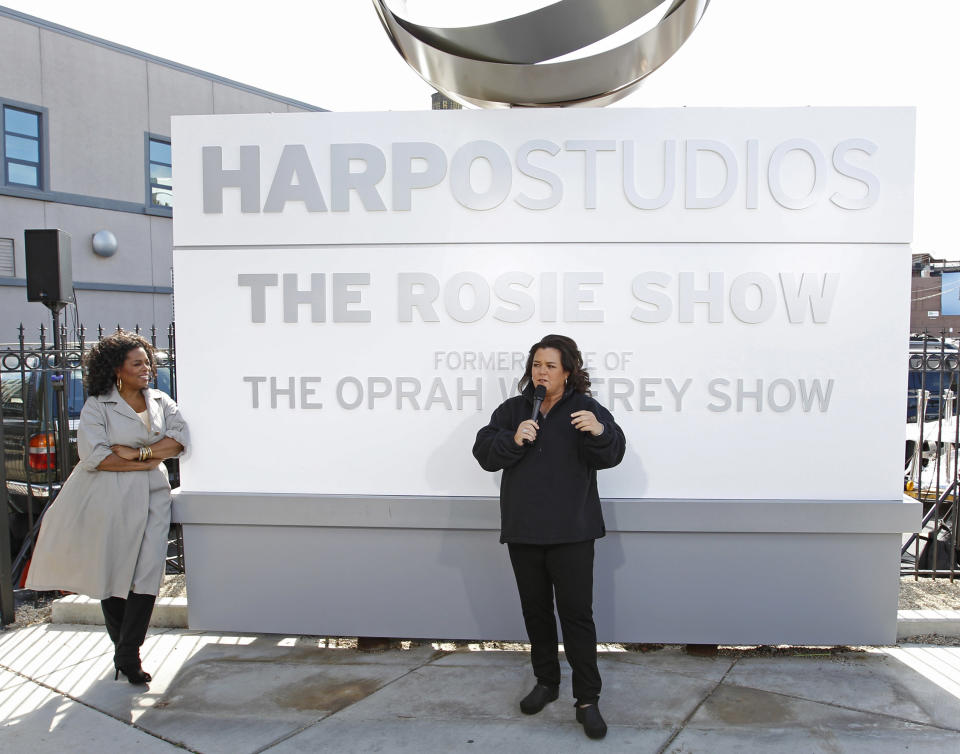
[174,494,918,643]
[171,107,919,643]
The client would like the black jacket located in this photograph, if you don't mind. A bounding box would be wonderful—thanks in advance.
[472,384,626,544]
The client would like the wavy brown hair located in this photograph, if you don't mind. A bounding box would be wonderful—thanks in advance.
[518,334,591,395]
[84,331,156,396]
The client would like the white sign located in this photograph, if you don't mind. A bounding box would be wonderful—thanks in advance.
[172,108,913,501]
[173,108,914,247]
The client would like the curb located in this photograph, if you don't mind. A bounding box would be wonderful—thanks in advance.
[49,597,960,639]
[51,595,187,628]
[896,609,960,639]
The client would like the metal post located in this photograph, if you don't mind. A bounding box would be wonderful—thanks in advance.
[0,397,15,624]
[49,304,70,485]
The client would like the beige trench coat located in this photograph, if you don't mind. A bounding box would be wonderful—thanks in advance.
[25,387,189,599]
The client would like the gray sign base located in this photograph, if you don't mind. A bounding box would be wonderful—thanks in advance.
[172,493,919,645]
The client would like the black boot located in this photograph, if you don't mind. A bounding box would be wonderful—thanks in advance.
[576,703,608,740]
[114,592,156,685]
[100,597,125,646]
[520,683,560,714]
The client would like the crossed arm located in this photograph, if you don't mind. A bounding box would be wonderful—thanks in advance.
[96,437,184,472]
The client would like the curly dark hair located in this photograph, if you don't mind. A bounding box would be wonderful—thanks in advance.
[84,330,156,396]
[518,334,591,395]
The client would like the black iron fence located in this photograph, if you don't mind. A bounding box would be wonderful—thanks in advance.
[2,323,183,622]
[902,331,960,579]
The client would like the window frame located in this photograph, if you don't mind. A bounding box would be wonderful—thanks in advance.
[1,99,47,191]
[145,133,173,213]
[0,237,14,277]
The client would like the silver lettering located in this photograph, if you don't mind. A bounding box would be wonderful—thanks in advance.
[493,272,535,323]
[450,140,512,210]
[398,273,440,322]
[707,378,732,412]
[565,140,616,209]
[283,273,325,323]
[300,377,323,409]
[799,378,834,412]
[780,273,838,323]
[270,376,296,409]
[563,272,604,323]
[831,139,880,210]
[679,271,724,323]
[331,143,386,212]
[238,273,278,323]
[263,144,327,213]
[729,272,776,324]
[392,142,447,211]
[332,273,371,323]
[202,145,260,213]
[685,140,738,209]
[243,376,266,408]
[622,140,675,210]
[515,140,563,210]
[768,138,827,210]
[665,378,692,411]
[631,271,672,323]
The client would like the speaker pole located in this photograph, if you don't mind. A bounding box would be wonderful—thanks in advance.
[24,228,74,486]
[48,302,71,485]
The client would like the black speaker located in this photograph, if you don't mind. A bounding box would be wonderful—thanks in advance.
[25,229,74,305]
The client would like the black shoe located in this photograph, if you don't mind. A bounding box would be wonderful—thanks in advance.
[114,662,152,685]
[576,703,607,739]
[519,683,559,714]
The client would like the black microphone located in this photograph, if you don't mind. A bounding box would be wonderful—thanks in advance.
[524,385,547,445]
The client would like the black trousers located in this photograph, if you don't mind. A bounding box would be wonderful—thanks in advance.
[508,540,601,705]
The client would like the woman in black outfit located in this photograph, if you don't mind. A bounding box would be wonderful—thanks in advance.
[472,334,625,740]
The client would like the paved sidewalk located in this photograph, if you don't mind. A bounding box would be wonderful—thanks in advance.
[2,624,960,753]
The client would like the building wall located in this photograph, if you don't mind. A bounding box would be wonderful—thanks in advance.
[0,8,323,339]
[911,272,960,335]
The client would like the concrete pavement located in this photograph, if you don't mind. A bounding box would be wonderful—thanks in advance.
[2,623,960,753]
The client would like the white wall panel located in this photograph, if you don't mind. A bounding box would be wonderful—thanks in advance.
[173,242,909,501]
[172,108,914,247]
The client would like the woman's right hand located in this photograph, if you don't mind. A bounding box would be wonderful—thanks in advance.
[97,453,165,472]
[514,419,539,446]
[111,444,139,461]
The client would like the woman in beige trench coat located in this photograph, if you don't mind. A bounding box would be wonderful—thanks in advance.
[26,330,188,685]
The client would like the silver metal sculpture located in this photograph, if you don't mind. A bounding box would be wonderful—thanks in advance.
[373,0,710,108]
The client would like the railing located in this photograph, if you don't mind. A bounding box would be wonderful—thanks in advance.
[1,323,182,621]
[902,330,960,579]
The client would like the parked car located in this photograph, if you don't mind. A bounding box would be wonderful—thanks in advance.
[3,361,177,555]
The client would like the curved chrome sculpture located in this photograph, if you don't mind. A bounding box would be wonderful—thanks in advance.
[373,0,710,108]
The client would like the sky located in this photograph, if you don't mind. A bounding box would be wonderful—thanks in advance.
[2,0,957,257]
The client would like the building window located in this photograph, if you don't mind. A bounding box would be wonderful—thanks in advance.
[431,91,462,110]
[3,105,42,188]
[148,136,172,208]
[0,238,14,277]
